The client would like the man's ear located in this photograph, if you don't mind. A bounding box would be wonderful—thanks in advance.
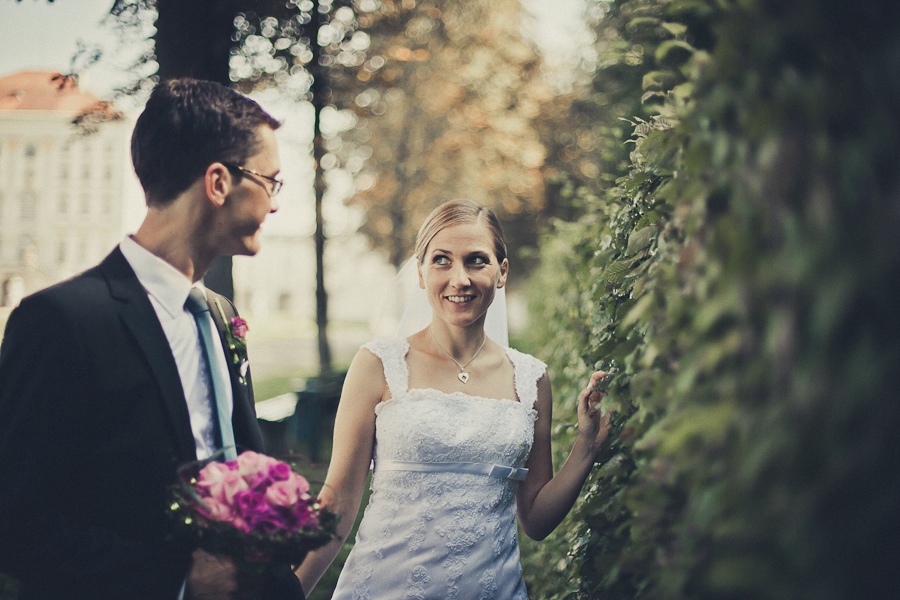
[204,163,231,207]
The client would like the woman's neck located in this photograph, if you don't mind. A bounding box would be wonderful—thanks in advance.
[428,321,487,359]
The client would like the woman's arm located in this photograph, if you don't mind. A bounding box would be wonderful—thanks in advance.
[293,348,386,594]
[516,371,610,541]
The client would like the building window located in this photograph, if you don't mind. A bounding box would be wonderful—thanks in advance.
[82,165,91,181]
[19,237,34,262]
[80,194,90,215]
[20,192,36,220]
[102,194,113,214]
[58,193,68,214]
[24,144,36,158]
[57,240,67,265]
[277,292,293,313]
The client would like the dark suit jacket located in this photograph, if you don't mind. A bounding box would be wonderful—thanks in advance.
[0,248,305,600]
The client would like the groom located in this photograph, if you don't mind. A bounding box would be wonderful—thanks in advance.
[0,79,304,599]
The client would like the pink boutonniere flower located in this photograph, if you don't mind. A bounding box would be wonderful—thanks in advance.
[231,316,249,340]
[213,300,250,383]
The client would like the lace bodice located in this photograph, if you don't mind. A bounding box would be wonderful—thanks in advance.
[331,337,547,600]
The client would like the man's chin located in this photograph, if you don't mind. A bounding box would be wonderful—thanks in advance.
[236,234,262,256]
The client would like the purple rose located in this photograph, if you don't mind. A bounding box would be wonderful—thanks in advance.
[290,502,319,530]
[232,490,268,519]
[267,461,292,482]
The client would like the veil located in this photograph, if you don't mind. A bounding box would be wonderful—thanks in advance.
[371,257,509,346]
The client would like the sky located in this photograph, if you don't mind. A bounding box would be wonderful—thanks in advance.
[0,0,140,98]
[0,0,592,100]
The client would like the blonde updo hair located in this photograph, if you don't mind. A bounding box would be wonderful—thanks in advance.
[414,199,508,265]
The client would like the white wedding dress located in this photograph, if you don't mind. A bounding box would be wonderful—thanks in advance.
[331,337,546,600]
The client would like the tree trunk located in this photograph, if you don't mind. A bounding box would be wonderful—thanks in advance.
[150,0,334,369]
[153,0,241,299]
[309,0,333,375]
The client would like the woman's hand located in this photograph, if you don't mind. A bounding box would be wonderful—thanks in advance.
[577,371,612,455]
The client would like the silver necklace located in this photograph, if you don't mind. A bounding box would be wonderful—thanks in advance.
[429,329,487,384]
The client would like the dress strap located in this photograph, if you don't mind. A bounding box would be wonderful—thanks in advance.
[362,338,410,400]
[376,459,529,481]
[506,348,547,410]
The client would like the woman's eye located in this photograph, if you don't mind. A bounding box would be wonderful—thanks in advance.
[469,256,488,265]
[434,256,449,265]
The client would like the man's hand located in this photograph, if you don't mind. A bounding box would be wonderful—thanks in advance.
[185,549,264,600]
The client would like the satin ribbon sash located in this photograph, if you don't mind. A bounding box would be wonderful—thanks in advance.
[376,459,529,481]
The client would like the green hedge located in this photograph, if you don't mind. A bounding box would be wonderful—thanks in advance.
[522,0,900,598]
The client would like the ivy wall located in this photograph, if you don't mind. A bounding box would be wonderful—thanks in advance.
[520,0,900,598]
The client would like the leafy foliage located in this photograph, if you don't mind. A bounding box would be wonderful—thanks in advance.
[326,0,555,266]
[163,0,560,267]
[522,0,900,598]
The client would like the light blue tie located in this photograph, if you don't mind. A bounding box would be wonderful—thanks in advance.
[185,288,237,461]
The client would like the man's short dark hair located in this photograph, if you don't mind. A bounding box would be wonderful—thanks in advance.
[131,78,281,206]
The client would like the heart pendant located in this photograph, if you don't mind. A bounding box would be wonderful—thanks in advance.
[458,372,470,384]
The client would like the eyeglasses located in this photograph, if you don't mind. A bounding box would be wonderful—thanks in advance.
[223,163,284,196]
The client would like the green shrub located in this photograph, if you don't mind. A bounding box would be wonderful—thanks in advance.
[522,0,900,598]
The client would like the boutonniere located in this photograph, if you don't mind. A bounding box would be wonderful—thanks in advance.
[214,299,250,384]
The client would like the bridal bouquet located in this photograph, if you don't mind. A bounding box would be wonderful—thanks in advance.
[168,450,337,565]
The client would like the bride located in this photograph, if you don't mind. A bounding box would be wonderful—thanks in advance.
[295,199,611,598]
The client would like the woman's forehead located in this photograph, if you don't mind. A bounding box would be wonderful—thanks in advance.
[427,221,495,251]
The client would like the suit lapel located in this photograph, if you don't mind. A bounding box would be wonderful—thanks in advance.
[101,248,197,461]
[206,291,263,453]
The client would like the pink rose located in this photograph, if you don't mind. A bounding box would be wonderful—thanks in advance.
[227,515,252,533]
[196,462,234,500]
[236,451,277,483]
[231,317,249,339]
[265,480,299,507]
[288,472,310,495]
[204,469,248,505]
[197,498,232,522]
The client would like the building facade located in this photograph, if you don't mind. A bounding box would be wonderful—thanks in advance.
[0,71,143,307]
[0,71,395,364]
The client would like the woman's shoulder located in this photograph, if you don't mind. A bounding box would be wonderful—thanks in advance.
[506,347,547,381]
[361,336,410,361]
[505,346,548,374]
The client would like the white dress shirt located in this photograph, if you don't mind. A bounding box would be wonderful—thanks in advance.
[119,236,234,461]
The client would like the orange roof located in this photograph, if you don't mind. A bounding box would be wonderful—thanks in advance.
[0,71,108,112]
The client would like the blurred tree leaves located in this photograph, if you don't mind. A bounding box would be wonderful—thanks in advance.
[110,0,577,269]
[317,0,556,266]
